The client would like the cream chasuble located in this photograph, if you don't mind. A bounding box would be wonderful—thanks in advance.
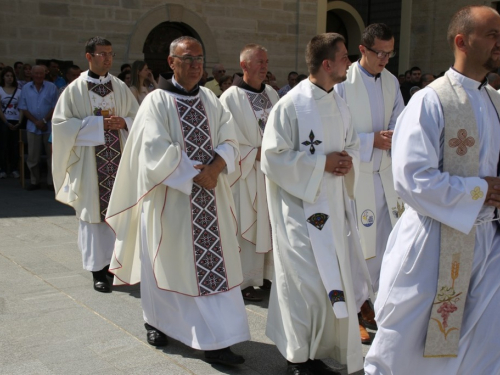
[344,63,403,259]
[262,79,372,373]
[106,83,243,297]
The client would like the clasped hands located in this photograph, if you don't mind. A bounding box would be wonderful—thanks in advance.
[325,150,353,176]
[104,116,126,131]
[484,177,500,208]
[193,155,226,190]
[374,130,393,150]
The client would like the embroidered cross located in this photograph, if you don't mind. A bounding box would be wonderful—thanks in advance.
[470,186,484,200]
[302,130,322,154]
[449,129,475,156]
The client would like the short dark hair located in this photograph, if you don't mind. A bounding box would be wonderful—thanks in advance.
[85,36,112,54]
[410,66,421,74]
[14,61,23,69]
[305,33,346,75]
[0,66,18,88]
[287,71,298,78]
[361,23,394,48]
[121,63,131,72]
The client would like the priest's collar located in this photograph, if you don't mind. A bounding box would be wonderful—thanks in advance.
[158,74,200,96]
[236,79,265,93]
[88,70,109,80]
[450,67,487,90]
[358,61,381,81]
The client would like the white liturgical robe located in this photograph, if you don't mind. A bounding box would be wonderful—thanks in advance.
[261,79,371,374]
[365,69,500,374]
[220,82,279,289]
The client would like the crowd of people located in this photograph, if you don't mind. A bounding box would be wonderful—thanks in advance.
[2,4,500,375]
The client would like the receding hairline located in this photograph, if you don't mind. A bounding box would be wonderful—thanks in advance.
[240,44,268,62]
[32,65,46,72]
[169,36,203,56]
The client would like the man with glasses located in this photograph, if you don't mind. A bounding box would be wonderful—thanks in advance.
[335,23,404,344]
[204,63,226,96]
[106,36,250,366]
[52,36,138,293]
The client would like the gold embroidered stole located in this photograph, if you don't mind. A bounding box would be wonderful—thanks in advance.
[424,74,488,357]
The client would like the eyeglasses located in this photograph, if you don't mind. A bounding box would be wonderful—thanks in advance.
[91,52,116,58]
[363,45,396,59]
[171,55,205,64]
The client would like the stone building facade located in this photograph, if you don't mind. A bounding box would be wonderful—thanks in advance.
[1,0,498,84]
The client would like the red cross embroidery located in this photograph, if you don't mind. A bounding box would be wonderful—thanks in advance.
[448,129,475,156]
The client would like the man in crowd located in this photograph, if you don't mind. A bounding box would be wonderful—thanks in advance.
[487,71,500,90]
[335,23,405,343]
[19,65,58,191]
[262,33,372,375]
[220,44,279,301]
[47,59,66,89]
[204,63,226,96]
[14,61,23,80]
[365,6,500,374]
[277,71,298,97]
[421,72,436,88]
[58,65,82,95]
[106,36,250,366]
[401,66,422,104]
[52,36,138,293]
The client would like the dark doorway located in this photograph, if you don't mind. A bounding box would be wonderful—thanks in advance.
[326,11,359,62]
[143,22,203,79]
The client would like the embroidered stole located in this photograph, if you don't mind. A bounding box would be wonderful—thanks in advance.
[290,80,348,319]
[244,90,273,133]
[423,73,500,356]
[344,63,402,259]
[87,80,121,221]
[175,95,229,295]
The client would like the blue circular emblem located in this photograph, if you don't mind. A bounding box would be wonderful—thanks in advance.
[361,209,375,227]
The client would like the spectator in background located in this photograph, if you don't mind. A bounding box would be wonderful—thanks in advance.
[130,60,158,104]
[398,74,405,85]
[18,65,58,190]
[205,63,226,96]
[18,63,32,89]
[58,65,82,95]
[14,62,23,80]
[120,63,131,73]
[404,69,411,82]
[0,66,23,179]
[296,73,308,84]
[199,69,208,86]
[277,71,298,97]
[218,74,232,96]
[266,71,280,91]
[117,70,132,87]
[401,66,422,104]
[47,59,66,89]
[487,71,500,90]
[421,73,435,88]
[0,63,5,70]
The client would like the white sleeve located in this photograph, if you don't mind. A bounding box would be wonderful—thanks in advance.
[162,151,201,195]
[214,143,237,175]
[74,116,105,146]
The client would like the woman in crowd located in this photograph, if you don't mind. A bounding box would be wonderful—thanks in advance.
[117,70,132,87]
[0,66,23,179]
[218,75,232,96]
[17,63,32,89]
[129,60,158,104]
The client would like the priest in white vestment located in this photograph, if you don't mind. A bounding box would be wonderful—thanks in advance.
[262,33,372,375]
[220,43,279,301]
[365,6,500,374]
[334,23,404,342]
[52,37,138,293]
[105,36,250,366]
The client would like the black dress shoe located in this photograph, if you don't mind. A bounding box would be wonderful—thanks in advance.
[286,362,313,375]
[26,184,41,191]
[204,347,245,366]
[93,279,111,293]
[145,323,168,346]
[307,359,341,375]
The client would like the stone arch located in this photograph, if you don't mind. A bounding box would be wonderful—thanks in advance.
[126,4,219,65]
[326,1,365,57]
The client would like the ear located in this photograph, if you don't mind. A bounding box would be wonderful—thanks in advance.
[85,53,92,63]
[358,44,366,56]
[167,56,174,70]
[239,60,247,72]
[321,59,331,72]
[455,34,468,53]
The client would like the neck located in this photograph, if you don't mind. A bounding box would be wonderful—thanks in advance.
[453,58,488,83]
[174,75,196,92]
[359,57,378,76]
[34,82,43,89]
[309,73,335,92]
[89,68,108,77]
[243,75,262,90]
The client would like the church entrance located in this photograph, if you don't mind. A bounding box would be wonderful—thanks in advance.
[142,22,203,79]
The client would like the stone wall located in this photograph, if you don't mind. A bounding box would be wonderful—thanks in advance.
[0,0,319,86]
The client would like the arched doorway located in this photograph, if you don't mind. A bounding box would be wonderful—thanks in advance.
[143,21,202,79]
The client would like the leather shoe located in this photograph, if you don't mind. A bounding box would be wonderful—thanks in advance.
[205,347,245,366]
[26,183,41,191]
[145,323,168,346]
[360,300,378,330]
[307,359,341,374]
[286,362,313,375]
[93,279,111,293]
[358,314,371,344]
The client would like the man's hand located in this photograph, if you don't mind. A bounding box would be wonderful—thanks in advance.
[104,116,127,131]
[34,119,45,129]
[484,176,500,208]
[325,150,353,176]
[374,130,393,150]
[193,154,226,189]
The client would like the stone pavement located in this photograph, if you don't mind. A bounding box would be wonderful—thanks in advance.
[0,178,370,375]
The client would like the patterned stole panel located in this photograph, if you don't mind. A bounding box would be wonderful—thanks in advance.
[245,91,273,132]
[87,81,121,221]
[176,96,229,295]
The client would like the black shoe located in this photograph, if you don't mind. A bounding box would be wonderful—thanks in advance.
[307,359,341,375]
[205,347,245,366]
[260,279,272,290]
[286,362,313,375]
[26,183,41,191]
[93,279,111,293]
[145,323,168,346]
